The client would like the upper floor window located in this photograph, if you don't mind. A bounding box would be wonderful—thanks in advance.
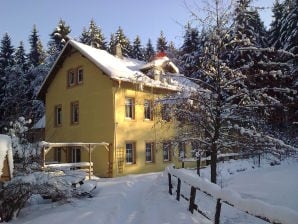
[126,142,136,164]
[145,142,154,162]
[71,101,79,124]
[77,67,84,84]
[125,97,135,119]
[68,70,75,87]
[55,105,62,127]
[144,100,153,120]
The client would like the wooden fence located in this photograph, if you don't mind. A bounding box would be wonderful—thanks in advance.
[167,166,298,224]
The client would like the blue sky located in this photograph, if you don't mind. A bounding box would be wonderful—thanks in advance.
[1,0,274,51]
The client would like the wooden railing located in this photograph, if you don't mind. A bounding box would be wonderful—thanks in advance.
[167,166,298,224]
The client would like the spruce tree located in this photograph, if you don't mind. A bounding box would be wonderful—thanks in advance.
[269,0,284,49]
[47,19,71,57]
[14,41,28,72]
[115,26,132,57]
[131,36,145,61]
[280,0,298,54]
[144,39,155,61]
[179,24,201,77]
[156,31,167,52]
[80,19,107,50]
[28,25,44,66]
[0,33,14,72]
[108,33,117,55]
[0,33,14,129]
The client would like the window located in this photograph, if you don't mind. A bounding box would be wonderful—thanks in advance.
[77,68,83,84]
[145,142,154,162]
[68,70,75,87]
[144,100,153,120]
[126,142,135,164]
[55,105,62,126]
[54,148,62,162]
[191,141,199,158]
[161,104,170,121]
[178,142,185,159]
[71,101,79,124]
[68,148,81,163]
[125,97,135,119]
[163,142,171,161]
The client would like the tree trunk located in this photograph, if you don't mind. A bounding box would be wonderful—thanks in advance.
[211,143,217,184]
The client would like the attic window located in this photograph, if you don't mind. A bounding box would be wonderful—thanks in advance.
[68,70,75,87]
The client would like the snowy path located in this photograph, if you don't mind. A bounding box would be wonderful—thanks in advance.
[11,172,210,224]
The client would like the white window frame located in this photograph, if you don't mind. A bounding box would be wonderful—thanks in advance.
[125,97,135,119]
[163,142,171,161]
[144,100,153,120]
[77,67,83,84]
[145,142,154,162]
[68,70,75,87]
[71,101,79,124]
[55,105,62,126]
[125,142,135,164]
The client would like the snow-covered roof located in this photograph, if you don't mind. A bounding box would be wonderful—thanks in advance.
[32,115,45,129]
[38,40,189,100]
[0,134,13,179]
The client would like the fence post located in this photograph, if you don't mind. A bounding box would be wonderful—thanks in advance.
[168,173,172,195]
[176,178,181,201]
[197,156,201,176]
[214,199,222,224]
[189,186,197,213]
[182,161,184,168]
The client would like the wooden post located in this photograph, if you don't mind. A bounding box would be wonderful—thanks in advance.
[176,178,181,201]
[42,146,46,167]
[168,173,173,195]
[214,199,222,224]
[182,161,184,168]
[189,186,197,213]
[88,144,91,180]
[197,156,201,176]
[258,153,261,167]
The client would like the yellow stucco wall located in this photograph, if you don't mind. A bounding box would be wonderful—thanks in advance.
[44,49,196,177]
[45,50,114,177]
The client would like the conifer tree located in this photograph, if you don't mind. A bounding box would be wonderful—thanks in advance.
[108,33,116,55]
[144,39,155,61]
[0,33,15,129]
[0,33,14,72]
[28,25,44,66]
[179,23,201,77]
[269,0,284,49]
[114,26,132,57]
[14,41,28,72]
[131,36,145,61]
[280,0,298,54]
[47,19,71,57]
[163,0,296,184]
[80,19,107,50]
[156,31,167,52]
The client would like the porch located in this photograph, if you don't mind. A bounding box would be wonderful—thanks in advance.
[41,142,112,179]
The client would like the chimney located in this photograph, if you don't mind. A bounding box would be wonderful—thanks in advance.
[115,43,123,59]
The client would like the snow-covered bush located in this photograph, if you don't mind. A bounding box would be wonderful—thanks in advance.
[0,170,87,222]
[5,117,41,173]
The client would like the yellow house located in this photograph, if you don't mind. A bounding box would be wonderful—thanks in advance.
[37,40,196,177]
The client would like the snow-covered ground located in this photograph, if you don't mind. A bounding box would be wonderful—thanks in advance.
[9,156,298,224]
